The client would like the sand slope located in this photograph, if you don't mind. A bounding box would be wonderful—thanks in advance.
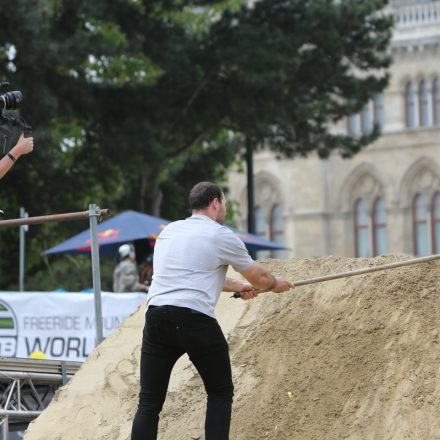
[24,256,440,439]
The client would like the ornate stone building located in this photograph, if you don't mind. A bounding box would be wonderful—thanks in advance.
[227,0,440,258]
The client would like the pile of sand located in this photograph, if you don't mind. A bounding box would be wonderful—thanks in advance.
[24,255,440,439]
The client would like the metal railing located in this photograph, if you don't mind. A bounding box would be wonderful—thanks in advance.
[0,205,110,345]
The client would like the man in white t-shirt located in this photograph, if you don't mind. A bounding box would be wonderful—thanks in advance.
[131,182,293,440]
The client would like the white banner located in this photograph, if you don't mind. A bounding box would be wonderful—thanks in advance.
[0,292,147,362]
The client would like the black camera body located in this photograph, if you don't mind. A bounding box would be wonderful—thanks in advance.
[0,82,31,154]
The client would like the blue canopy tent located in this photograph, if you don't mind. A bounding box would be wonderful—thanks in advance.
[228,228,286,252]
[44,210,286,256]
[44,210,169,257]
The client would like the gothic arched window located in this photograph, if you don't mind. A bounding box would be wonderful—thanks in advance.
[270,204,284,258]
[348,114,359,135]
[254,206,269,259]
[413,193,429,256]
[373,93,384,128]
[361,103,371,133]
[432,192,440,253]
[419,79,429,127]
[433,78,440,126]
[355,198,371,257]
[405,81,416,128]
[254,206,266,238]
[373,197,388,255]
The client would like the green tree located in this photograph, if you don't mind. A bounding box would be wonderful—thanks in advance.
[207,0,393,158]
[82,0,392,213]
[0,0,393,290]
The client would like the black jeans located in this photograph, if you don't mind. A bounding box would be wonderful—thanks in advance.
[131,305,234,440]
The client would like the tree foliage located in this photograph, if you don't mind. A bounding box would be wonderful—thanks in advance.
[0,0,392,289]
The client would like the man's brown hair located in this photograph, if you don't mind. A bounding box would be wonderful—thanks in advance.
[189,182,223,210]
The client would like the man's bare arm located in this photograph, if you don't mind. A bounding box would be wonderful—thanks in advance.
[223,277,254,292]
[240,262,293,293]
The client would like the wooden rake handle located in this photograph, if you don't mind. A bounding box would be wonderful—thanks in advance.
[232,253,440,298]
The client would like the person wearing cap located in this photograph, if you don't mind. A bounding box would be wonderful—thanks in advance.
[131,181,293,440]
[113,244,148,293]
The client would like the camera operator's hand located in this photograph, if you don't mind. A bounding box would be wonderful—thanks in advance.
[10,133,33,158]
[0,133,34,179]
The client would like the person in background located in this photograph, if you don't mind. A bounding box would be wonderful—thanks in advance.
[113,244,148,293]
[139,253,154,287]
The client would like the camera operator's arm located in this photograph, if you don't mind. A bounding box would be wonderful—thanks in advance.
[0,133,33,179]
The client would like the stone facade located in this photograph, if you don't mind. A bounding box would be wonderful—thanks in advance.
[227,0,440,257]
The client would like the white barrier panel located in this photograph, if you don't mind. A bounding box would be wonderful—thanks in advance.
[0,292,147,361]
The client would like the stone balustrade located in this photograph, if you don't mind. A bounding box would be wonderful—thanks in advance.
[387,1,440,28]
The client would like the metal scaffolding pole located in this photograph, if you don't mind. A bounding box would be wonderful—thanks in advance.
[89,204,104,345]
[0,209,110,228]
[18,207,28,292]
[1,415,9,440]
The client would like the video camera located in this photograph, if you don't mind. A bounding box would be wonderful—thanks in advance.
[0,81,32,155]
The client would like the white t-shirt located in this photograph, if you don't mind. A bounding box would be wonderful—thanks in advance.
[147,214,254,318]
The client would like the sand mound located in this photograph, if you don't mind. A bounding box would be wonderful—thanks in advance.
[24,255,440,440]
